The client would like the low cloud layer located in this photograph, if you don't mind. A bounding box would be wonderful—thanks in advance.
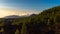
[0,8,40,18]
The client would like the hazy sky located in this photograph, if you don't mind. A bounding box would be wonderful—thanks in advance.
[0,0,60,18]
[1,0,60,10]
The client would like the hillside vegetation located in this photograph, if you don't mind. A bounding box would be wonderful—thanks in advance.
[0,6,60,34]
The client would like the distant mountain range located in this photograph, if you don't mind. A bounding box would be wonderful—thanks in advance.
[4,15,21,18]
[4,14,37,19]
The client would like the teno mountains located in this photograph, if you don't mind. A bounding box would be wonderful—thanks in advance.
[4,14,37,19]
[4,15,21,18]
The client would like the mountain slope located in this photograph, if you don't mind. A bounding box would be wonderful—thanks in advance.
[0,6,60,34]
[38,6,60,25]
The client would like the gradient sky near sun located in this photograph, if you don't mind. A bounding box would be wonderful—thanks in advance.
[0,0,60,18]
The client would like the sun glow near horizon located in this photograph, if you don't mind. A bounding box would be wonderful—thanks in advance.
[0,8,40,18]
[0,8,27,18]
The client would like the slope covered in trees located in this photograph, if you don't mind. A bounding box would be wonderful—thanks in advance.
[0,6,60,34]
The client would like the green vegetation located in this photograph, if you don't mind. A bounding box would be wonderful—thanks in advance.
[15,29,19,34]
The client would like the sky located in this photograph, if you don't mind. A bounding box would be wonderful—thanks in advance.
[0,0,60,18]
